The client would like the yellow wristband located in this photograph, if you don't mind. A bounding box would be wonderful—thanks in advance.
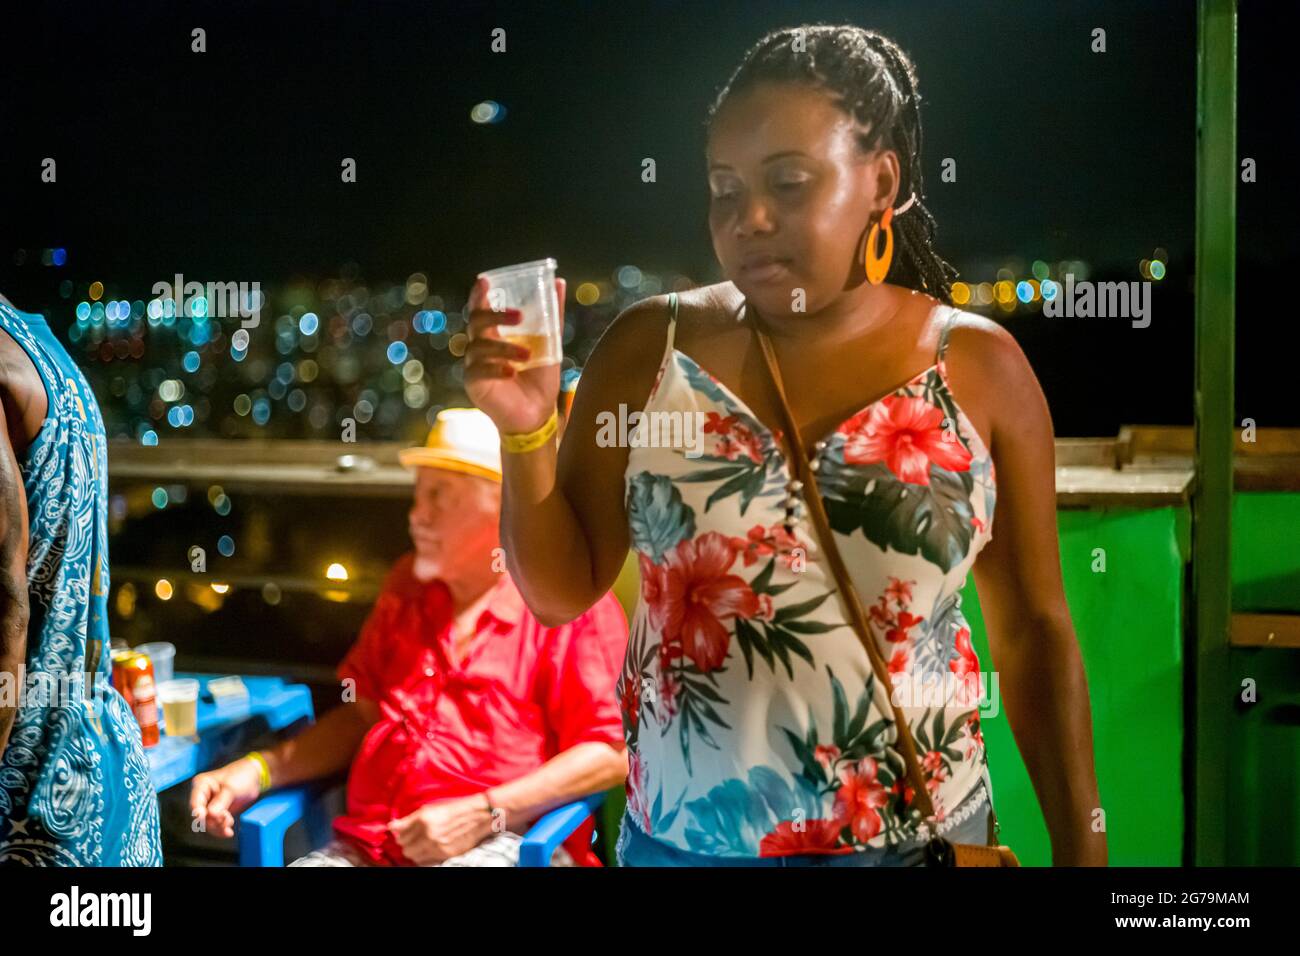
[500,409,559,454]
[244,750,272,793]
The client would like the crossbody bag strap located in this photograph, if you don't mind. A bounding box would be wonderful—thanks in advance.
[748,310,940,830]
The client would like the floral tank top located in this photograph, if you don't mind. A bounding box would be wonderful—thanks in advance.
[618,292,997,858]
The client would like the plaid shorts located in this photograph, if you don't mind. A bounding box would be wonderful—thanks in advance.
[288,831,576,867]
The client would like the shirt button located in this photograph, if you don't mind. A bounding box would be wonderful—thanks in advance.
[424,666,435,677]
[426,730,435,740]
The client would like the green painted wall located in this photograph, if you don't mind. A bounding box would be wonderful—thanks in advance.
[1231,492,1300,612]
[960,507,1188,866]
[601,494,1297,866]
[1226,492,1300,865]
[605,507,1194,866]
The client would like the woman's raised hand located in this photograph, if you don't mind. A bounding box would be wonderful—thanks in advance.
[463,275,565,435]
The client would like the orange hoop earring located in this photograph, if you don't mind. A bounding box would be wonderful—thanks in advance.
[863,206,894,285]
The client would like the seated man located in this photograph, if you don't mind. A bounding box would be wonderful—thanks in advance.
[191,407,629,866]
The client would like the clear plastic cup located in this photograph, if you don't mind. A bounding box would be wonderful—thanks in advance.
[477,258,561,370]
[156,678,200,742]
[135,642,175,684]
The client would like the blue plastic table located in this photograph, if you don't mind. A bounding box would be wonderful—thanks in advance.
[146,672,314,793]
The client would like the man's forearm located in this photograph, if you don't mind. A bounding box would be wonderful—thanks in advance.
[484,741,628,831]
[0,408,30,760]
[258,702,373,789]
[0,578,29,757]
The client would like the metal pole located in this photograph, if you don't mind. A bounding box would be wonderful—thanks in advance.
[1192,0,1236,866]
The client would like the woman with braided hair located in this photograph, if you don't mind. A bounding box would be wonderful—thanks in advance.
[466,24,1105,866]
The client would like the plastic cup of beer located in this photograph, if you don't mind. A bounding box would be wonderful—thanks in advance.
[157,678,200,742]
[135,642,175,684]
[476,258,561,370]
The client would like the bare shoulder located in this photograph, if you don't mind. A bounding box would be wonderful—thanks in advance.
[584,292,670,378]
[940,307,1049,449]
[584,282,742,379]
[684,281,746,319]
[0,327,29,398]
[568,291,673,423]
[604,281,740,331]
[679,282,746,340]
[943,308,1036,386]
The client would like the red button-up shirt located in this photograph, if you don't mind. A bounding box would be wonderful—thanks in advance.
[333,552,628,866]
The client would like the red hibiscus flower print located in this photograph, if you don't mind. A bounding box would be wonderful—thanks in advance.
[620,675,640,734]
[949,626,982,706]
[833,757,892,844]
[657,668,681,720]
[715,424,765,464]
[921,750,948,793]
[891,776,916,809]
[959,712,986,759]
[869,601,892,631]
[950,626,980,671]
[814,744,841,769]
[657,633,680,662]
[889,645,910,674]
[837,395,973,485]
[868,577,924,651]
[759,818,851,857]
[885,577,914,606]
[703,411,738,436]
[730,522,806,570]
[637,551,674,634]
[885,611,924,644]
[626,750,651,832]
[890,747,946,816]
[963,713,986,757]
[652,531,760,672]
[702,411,765,463]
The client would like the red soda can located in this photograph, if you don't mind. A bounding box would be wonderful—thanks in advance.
[111,650,160,748]
[110,649,137,702]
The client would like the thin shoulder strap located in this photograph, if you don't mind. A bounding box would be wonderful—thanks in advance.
[935,305,959,365]
[751,322,941,829]
[665,291,678,352]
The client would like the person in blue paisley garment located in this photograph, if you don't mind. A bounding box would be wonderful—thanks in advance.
[0,294,162,866]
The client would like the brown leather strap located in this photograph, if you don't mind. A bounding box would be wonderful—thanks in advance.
[952,842,1020,867]
[747,304,940,828]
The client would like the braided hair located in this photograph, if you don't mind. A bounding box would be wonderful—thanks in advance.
[705,25,958,305]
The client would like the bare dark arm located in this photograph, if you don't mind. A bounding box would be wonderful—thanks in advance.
[947,318,1107,866]
[490,298,667,626]
[0,396,30,757]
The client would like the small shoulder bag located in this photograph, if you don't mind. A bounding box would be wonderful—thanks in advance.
[748,308,1019,868]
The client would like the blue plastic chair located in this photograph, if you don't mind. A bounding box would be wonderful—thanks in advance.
[238,785,606,867]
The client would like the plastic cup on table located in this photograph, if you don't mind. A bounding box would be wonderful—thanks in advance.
[156,678,200,743]
[134,641,175,684]
[476,258,562,369]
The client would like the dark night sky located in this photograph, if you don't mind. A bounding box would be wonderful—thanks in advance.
[0,0,1293,433]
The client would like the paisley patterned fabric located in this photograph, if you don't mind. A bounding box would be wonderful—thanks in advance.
[0,302,161,866]
[618,292,998,858]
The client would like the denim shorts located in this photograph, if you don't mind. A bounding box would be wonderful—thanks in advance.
[616,775,994,867]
